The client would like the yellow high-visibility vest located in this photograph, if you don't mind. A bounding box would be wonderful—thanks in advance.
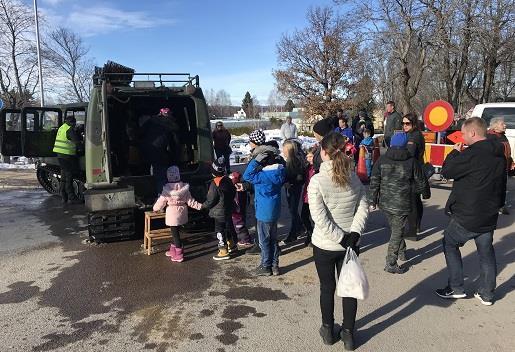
[53,123,76,156]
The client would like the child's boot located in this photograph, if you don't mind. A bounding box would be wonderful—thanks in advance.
[165,244,176,257]
[227,239,238,254]
[171,247,184,263]
[213,246,230,261]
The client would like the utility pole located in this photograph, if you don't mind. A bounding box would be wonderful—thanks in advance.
[33,0,45,106]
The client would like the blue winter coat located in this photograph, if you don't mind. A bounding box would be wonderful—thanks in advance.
[335,127,354,142]
[243,159,286,222]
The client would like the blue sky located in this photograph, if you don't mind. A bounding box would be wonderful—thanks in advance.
[37,0,336,105]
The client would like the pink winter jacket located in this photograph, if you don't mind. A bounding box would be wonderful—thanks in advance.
[153,182,202,226]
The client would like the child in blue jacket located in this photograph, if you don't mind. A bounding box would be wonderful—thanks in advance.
[360,128,374,178]
[243,130,286,276]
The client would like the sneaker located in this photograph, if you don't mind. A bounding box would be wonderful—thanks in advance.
[280,234,297,245]
[246,244,261,255]
[213,247,230,261]
[435,286,467,299]
[253,265,272,276]
[398,252,407,262]
[272,266,280,276]
[474,292,493,306]
[237,239,253,248]
[384,263,408,274]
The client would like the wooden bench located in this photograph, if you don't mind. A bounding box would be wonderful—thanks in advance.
[143,211,171,255]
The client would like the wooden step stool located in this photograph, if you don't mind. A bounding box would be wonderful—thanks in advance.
[143,211,171,255]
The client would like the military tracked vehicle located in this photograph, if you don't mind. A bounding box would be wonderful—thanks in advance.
[0,61,214,242]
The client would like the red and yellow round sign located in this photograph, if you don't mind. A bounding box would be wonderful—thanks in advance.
[423,100,454,132]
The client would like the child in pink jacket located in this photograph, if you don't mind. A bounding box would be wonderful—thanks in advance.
[153,166,202,262]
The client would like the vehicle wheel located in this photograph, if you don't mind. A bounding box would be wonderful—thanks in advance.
[36,166,60,195]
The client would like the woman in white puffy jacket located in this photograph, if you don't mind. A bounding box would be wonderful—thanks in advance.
[308,132,369,351]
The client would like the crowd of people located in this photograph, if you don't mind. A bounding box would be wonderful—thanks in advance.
[148,102,510,350]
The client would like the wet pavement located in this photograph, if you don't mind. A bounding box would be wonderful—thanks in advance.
[0,172,514,352]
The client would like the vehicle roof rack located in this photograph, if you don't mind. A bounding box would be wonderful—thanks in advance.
[93,61,200,88]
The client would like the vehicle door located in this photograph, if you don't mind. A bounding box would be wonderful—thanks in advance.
[0,108,22,156]
[22,107,63,157]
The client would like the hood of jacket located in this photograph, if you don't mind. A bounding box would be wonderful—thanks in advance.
[161,182,190,197]
[385,147,410,161]
[251,144,280,158]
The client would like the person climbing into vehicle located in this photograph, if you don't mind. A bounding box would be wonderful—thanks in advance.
[140,107,181,195]
[53,115,83,204]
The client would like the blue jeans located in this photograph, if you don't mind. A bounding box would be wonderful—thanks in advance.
[286,183,303,236]
[443,218,497,300]
[257,220,280,268]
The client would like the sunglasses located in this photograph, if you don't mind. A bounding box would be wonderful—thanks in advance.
[402,121,412,125]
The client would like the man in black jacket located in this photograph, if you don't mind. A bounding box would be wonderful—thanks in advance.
[383,101,402,147]
[435,117,506,305]
[369,132,430,274]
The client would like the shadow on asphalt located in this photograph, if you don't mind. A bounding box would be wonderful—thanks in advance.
[356,232,515,349]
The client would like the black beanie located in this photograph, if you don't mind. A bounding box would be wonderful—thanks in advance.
[313,118,334,137]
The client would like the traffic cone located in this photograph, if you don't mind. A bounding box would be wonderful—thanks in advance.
[356,146,369,183]
[372,138,380,163]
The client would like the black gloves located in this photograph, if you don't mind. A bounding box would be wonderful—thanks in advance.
[340,232,360,255]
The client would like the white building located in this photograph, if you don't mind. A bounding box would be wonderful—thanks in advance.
[233,109,246,119]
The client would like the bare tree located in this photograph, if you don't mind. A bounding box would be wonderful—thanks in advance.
[214,89,231,116]
[466,0,515,104]
[274,6,361,119]
[45,27,93,103]
[358,0,436,113]
[420,0,478,111]
[0,0,39,108]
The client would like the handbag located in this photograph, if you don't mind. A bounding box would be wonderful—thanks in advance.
[336,247,369,300]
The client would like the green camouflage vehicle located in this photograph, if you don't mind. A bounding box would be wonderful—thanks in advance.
[0,62,214,241]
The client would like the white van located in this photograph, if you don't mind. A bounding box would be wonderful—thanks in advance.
[470,102,515,160]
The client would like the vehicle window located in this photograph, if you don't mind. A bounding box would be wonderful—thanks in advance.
[481,107,515,129]
[25,112,38,131]
[5,112,21,131]
[42,111,60,130]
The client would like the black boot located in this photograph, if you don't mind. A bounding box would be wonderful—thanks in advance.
[341,328,355,351]
[319,323,339,345]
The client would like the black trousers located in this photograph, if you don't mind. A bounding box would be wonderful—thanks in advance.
[406,194,423,237]
[301,202,313,235]
[170,226,182,247]
[214,215,238,248]
[58,156,79,201]
[313,246,357,330]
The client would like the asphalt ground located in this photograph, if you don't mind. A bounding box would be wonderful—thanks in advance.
[0,170,514,352]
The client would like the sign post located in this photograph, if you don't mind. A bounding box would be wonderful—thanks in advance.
[423,100,454,176]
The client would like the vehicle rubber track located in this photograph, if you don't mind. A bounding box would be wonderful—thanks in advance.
[36,165,60,195]
[36,165,85,200]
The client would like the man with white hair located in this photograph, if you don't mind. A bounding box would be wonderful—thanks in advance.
[280,116,298,141]
[487,116,513,215]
